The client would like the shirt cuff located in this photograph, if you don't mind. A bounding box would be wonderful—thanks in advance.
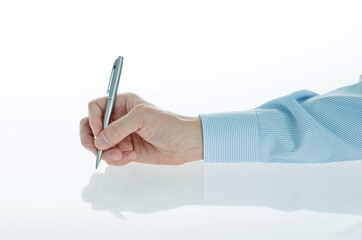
[199,110,260,163]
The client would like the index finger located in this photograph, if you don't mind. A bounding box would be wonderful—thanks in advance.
[88,96,107,136]
[79,117,97,155]
[88,92,146,137]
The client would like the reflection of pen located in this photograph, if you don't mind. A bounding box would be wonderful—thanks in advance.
[96,56,124,169]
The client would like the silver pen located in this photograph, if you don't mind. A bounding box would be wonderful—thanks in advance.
[96,56,124,169]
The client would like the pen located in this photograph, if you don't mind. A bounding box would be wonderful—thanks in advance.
[95,56,124,169]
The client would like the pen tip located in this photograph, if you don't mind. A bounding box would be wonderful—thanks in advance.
[95,150,102,170]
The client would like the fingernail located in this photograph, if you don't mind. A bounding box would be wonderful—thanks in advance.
[108,150,121,161]
[95,134,110,149]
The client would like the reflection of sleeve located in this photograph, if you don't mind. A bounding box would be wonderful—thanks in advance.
[199,76,362,163]
[203,162,362,216]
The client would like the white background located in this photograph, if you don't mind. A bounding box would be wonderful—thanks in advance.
[1,0,361,115]
[0,0,362,239]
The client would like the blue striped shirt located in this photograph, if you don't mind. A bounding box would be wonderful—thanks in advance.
[199,75,362,163]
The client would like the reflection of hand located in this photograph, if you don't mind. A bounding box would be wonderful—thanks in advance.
[79,93,203,166]
[81,161,204,215]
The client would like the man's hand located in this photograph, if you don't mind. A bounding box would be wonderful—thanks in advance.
[79,93,203,166]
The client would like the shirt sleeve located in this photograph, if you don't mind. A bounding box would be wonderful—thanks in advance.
[199,76,362,163]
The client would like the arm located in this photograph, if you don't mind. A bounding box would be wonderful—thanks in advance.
[200,77,362,163]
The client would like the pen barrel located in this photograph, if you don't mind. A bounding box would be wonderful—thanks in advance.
[103,98,115,128]
[96,56,123,169]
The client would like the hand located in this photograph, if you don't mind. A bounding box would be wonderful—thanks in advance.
[79,93,203,166]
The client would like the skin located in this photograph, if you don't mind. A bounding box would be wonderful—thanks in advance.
[79,92,203,166]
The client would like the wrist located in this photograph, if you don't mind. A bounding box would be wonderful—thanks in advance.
[182,116,204,162]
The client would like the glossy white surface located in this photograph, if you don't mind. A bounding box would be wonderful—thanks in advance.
[1,0,362,239]
[1,97,362,239]
[2,117,362,240]
[1,95,361,240]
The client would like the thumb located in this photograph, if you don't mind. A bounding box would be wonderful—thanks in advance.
[95,104,146,150]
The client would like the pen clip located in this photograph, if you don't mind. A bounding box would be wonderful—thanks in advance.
[107,59,118,94]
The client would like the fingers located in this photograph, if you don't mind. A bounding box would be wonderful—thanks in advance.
[95,104,147,150]
[116,135,134,152]
[79,117,97,155]
[101,135,134,161]
[103,150,137,166]
[88,93,146,137]
[80,115,136,166]
[88,97,107,136]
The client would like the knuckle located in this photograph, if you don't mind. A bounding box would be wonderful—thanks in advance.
[118,92,138,101]
[79,117,88,126]
[87,101,95,109]
[134,103,149,113]
[132,104,149,121]
[80,135,87,147]
[125,92,139,99]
